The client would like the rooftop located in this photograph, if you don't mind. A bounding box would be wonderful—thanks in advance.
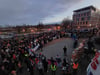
[74,5,96,12]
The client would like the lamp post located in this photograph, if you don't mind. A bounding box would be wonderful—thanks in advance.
[77,26,80,29]
[96,24,98,28]
[89,24,91,26]
[89,24,91,29]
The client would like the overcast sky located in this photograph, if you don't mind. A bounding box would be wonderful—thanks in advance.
[0,0,100,26]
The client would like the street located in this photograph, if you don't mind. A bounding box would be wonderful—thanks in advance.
[19,37,87,75]
[39,38,74,61]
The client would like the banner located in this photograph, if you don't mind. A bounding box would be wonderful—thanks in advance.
[87,51,100,75]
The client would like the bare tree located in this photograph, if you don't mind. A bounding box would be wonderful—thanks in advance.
[62,18,72,30]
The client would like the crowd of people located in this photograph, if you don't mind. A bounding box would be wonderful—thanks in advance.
[0,31,72,75]
[0,28,97,75]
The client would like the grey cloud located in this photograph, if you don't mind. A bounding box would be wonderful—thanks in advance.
[0,0,82,26]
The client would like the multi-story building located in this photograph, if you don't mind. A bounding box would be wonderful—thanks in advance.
[73,6,100,30]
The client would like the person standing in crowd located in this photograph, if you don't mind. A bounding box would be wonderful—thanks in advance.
[3,58,9,70]
[25,58,30,72]
[55,54,61,68]
[37,60,44,75]
[50,57,55,65]
[38,40,43,51]
[50,63,56,75]
[10,60,17,75]
[42,57,48,73]
[66,61,71,75]
[73,33,77,40]
[87,37,95,53]
[0,65,8,75]
[73,39,78,48]
[63,46,67,56]
[17,61,23,74]
[29,56,35,75]
[29,60,35,75]
[62,58,67,75]
[72,61,79,75]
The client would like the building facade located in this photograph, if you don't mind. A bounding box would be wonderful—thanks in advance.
[73,6,100,30]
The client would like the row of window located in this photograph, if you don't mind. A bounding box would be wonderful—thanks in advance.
[76,21,88,25]
[76,21,100,25]
[73,17,90,21]
[91,17,100,21]
[90,21,99,24]
[74,12,90,17]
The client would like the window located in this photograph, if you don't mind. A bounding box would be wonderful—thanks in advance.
[80,22,82,24]
[82,13,84,16]
[79,14,80,17]
[83,22,84,24]
[85,17,87,20]
[77,18,79,21]
[78,22,80,25]
[84,13,86,16]
[82,14,83,16]
[87,12,90,16]
[88,17,90,20]
[86,21,88,24]
[81,17,85,21]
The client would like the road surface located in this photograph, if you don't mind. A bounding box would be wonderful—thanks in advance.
[19,37,86,75]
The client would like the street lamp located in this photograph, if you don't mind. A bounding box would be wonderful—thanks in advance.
[77,26,80,29]
[31,29,34,32]
[96,24,98,28]
[89,24,91,27]
[22,29,25,32]
[57,26,60,30]
[87,24,91,29]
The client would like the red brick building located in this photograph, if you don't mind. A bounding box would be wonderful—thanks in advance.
[73,6,100,30]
